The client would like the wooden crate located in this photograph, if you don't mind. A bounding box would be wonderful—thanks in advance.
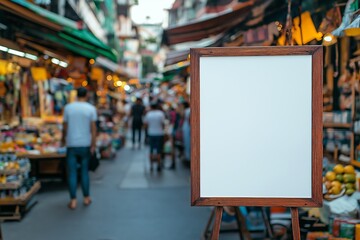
[0,181,41,221]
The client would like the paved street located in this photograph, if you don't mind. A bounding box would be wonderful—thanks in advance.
[3,144,214,240]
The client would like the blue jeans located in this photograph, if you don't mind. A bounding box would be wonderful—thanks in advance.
[66,147,90,199]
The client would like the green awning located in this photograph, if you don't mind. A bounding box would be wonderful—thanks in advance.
[58,32,117,62]
[154,74,176,82]
[12,0,77,29]
[11,0,118,62]
[63,27,109,51]
[27,29,98,60]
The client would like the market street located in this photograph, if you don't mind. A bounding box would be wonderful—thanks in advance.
[3,144,212,240]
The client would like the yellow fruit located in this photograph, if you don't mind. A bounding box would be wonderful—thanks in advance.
[331,181,342,188]
[333,164,345,174]
[344,165,355,174]
[332,187,342,195]
[325,171,336,181]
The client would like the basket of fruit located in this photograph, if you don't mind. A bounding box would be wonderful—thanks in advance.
[323,164,356,201]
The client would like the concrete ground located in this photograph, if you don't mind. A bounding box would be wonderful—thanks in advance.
[2,143,243,240]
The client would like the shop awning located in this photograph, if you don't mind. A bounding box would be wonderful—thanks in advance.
[165,50,189,66]
[16,38,70,62]
[95,57,137,78]
[0,0,61,31]
[11,0,78,29]
[163,61,189,73]
[0,0,118,62]
[162,1,254,45]
[26,29,98,60]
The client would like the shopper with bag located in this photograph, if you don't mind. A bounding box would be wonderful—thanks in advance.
[62,87,97,209]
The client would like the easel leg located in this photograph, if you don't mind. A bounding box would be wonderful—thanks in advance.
[291,208,301,240]
[202,208,216,240]
[234,207,252,240]
[211,207,223,240]
[233,207,244,239]
[261,207,274,238]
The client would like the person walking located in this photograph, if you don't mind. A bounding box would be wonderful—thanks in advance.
[182,101,191,164]
[144,102,165,172]
[130,98,145,149]
[62,87,97,209]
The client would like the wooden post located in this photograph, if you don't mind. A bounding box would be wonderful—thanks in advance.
[211,207,223,240]
[291,207,301,240]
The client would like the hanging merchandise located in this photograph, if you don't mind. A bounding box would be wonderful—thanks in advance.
[332,0,358,37]
[344,15,360,36]
[30,67,48,81]
[292,11,323,45]
[91,67,104,83]
[0,60,8,76]
[319,7,342,35]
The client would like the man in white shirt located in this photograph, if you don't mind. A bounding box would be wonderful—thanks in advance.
[144,102,165,172]
[62,87,97,209]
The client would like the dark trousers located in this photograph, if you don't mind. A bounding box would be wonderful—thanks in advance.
[66,147,90,199]
[132,126,142,144]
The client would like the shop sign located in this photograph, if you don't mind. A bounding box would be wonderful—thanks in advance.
[30,67,48,81]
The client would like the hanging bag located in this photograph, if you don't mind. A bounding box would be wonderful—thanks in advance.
[89,149,100,172]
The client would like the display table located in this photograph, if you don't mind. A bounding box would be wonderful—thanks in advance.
[17,153,66,181]
[0,181,41,221]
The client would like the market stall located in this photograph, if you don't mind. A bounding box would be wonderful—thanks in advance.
[0,154,40,221]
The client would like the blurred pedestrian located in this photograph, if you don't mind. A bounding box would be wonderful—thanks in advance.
[130,98,145,149]
[182,101,191,163]
[62,87,97,209]
[144,102,165,172]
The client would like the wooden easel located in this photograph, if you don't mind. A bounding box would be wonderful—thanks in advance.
[190,46,323,240]
[208,207,300,240]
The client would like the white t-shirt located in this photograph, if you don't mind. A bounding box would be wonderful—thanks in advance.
[144,110,165,136]
[63,102,97,147]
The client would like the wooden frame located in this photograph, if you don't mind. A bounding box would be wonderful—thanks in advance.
[190,46,323,207]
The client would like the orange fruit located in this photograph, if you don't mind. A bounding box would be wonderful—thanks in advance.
[325,171,336,181]
[331,186,342,195]
[344,165,355,174]
[333,164,345,174]
[331,181,342,188]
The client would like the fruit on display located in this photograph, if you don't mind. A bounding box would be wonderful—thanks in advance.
[333,164,344,174]
[329,181,342,195]
[343,173,356,183]
[344,165,355,174]
[335,174,344,182]
[325,171,336,181]
[324,164,357,197]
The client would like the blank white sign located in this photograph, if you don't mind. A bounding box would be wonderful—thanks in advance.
[200,55,312,198]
